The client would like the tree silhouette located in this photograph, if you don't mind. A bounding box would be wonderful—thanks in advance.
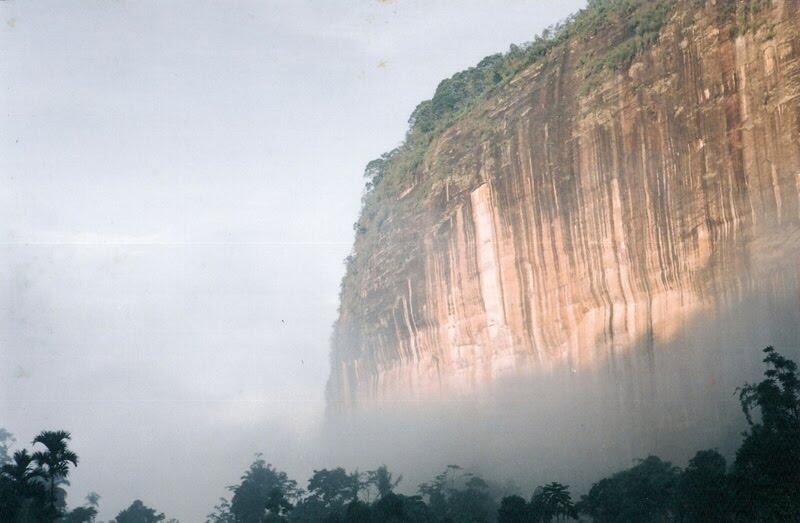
[0,448,47,520]
[206,497,235,523]
[62,505,99,523]
[1,449,45,495]
[3,344,799,523]
[229,458,300,523]
[498,495,529,523]
[343,498,372,523]
[367,464,402,500]
[113,499,166,523]
[265,486,294,520]
[578,456,679,522]
[675,449,729,522]
[531,483,577,522]
[731,346,800,521]
[447,472,496,522]
[31,429,78,516]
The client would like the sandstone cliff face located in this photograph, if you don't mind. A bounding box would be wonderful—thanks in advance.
[328,0,800,412]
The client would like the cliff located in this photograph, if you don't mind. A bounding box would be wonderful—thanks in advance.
[328,0,800,412]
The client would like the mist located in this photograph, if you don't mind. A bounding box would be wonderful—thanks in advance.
[318,276,800,500]
[4,1,799,521]
[0,1,589,521]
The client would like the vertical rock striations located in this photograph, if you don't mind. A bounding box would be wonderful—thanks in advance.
[328,0,800,413]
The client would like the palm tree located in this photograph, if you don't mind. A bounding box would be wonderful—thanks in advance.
[31,430,78,514]
[1,449,45,496]
[367,465,402,500]
[1,449,47,520]
[531,482,577,522]
[542,483,577,522]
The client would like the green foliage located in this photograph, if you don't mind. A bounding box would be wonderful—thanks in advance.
[62,505,99,523]
[359,0,678,200]
[578,456,679,522]
[206,497,237,523]
[366,464,402,500]
[733,0,773,35]
[32,430,79,517]
[344,0,682,309]
[730,346,800,521]
[229,458,301,523]
[368,492,435,523]
[529,482,577,522]
[445,475,495,522]
[113,499,166,523]
[675,450,729,522]
[572,0,675,79]
[290,467,360,520]
[497,495,529,523]
[4,346,799,522]
[1,448,48,521]
[342,499,372,523]
[418,465,496,522]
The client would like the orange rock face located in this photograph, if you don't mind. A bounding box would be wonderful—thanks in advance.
[328,0,800,413]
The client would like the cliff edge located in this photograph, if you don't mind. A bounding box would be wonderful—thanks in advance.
[328,0,800,412]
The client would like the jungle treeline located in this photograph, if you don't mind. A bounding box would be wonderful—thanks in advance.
[2,346,798,523]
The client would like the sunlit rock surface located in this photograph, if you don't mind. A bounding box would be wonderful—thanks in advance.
[328,0,800,420]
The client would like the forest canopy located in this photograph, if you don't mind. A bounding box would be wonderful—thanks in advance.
[2,346,798,522]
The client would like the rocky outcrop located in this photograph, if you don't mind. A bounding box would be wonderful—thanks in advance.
[328,0,800,412]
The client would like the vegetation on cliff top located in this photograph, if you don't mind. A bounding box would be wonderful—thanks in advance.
[340,0,680,306]
[360,0,677,198]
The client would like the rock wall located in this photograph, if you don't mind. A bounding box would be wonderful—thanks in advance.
[328,0,800,413]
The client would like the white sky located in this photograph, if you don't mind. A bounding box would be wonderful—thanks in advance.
[0,1,585,520]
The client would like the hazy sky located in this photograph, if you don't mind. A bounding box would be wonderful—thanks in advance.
[1,1,584,520]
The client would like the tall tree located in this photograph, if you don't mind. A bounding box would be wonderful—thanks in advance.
[497,495,530,523]
[531,483,577,522]
[731,346,800,521]
[367,465,402,500]
[229,458,300,523]
[0,449,47,520]
[447,474,496,522]
[1,449,45,496]
[31,430,78,516]
[578,456,679,522]
[290,467,357,520]
[675,449,729,522]
[417,469,449,519]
